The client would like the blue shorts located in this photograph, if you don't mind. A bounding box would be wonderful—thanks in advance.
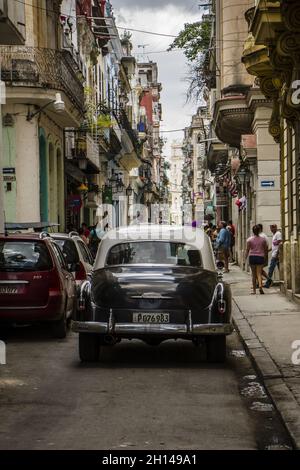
[249,255,265,266]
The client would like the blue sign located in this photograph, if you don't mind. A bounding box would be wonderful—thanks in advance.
[261,180,275,188]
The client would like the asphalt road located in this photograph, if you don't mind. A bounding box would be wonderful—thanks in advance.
[0,327,293,450]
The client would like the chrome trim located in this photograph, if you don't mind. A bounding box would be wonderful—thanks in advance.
[131,292,173,300]
[0,280,29,284]
[208,282,224,323]
[187,310,193,334]
[72,321,233,336]
[108,308,115,335]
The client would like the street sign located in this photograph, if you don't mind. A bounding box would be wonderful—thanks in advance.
[2,167,15,174]
[261,180,275,188]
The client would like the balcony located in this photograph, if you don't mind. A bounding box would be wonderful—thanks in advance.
[213,90,253,148]
[0,46,85,115]
[0,0,25,45]
[242,7,273,78]
[249,1,281,45]
[64,130,100,175]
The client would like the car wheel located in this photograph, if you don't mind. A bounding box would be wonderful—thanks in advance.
[51,312,67,339]
[206,335,226,363]
[79,333,100,362]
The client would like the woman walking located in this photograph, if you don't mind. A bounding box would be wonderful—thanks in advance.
[244,225,268,295]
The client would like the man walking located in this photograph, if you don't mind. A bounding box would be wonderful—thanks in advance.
[264,224,282,288]
[216,221,231,273]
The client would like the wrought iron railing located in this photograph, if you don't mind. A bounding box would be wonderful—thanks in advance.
[0,46,84,113]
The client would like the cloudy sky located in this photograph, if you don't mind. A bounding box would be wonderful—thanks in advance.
[111,0,201,157]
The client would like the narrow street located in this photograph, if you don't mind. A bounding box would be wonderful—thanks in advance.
[0,322,292,450]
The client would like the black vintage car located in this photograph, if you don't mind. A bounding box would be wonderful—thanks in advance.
[72,225,233,362]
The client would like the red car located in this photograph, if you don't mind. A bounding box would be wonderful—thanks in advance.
[0,233,77,338]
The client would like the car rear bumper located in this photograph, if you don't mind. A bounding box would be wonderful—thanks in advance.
[0,296,64,322]
[72,320,233,336]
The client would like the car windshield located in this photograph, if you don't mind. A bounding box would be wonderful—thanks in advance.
[106,242,202,267]
[0,241,53,272]
[54,238,79,265]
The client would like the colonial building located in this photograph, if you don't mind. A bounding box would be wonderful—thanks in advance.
[170,141,184,226]
[0,0,161,231]
[242,0,300,299]
[0,0,85,231]
[205,0,281,266]
[181,107,213,226]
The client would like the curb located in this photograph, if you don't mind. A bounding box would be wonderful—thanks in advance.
[232,300,300,450]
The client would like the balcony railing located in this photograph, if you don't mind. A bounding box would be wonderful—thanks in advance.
[0,46,84,113]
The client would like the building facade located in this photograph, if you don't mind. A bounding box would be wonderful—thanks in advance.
[205,0,281,266]
[0,0,164,232]
[242,0,300,299]
[170,141,184,226]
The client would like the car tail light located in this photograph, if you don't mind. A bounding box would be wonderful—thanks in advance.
[218,299,226,315]
[49,269,62,294]
[75,261,87,281]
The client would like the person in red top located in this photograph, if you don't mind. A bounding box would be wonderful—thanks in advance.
[81,222,90,239]
[227,220,236,262]
[244,225,268,295]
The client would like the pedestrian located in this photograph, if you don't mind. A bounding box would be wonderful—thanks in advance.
[227,220,236,262]
[78,227,89,245]
[81,222,90,239]
[264,224,282,288]
[258,223,269,280]
[216,221,231,273]
[88,224,100,259]
[244,224,268,295]
[96,211,109,239]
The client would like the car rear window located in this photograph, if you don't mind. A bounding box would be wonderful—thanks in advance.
[0,240,53,272]
[106,242,202,267]
[54,238,79,265]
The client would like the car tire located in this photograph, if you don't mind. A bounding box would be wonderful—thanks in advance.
[79,333,100,362]
[206,335,226,363]
[52,312,67,339]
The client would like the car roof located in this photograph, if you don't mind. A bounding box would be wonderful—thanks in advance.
[1,233,48,241]
[50,233,81,241]
[95,224,216,271]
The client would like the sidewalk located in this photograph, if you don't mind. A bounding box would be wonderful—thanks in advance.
[225,265,300,449]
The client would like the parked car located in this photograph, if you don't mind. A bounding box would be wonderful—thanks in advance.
[0,233,77,338]
[50,232,94,290]
[72,225,233,362]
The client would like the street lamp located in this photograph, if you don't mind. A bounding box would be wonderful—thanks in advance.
[27,93,65,121]
[236,166,250,186]
[126,184,133,197]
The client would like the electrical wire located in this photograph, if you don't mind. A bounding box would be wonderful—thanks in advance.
[11,0,249,43]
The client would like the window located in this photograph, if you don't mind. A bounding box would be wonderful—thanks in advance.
[106,242,202,267]
[77,240,92,264]
[0,241,53,272]
[54,239,79,265]
[51,243,67,270]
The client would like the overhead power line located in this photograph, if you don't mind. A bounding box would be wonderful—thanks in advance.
[11,0,249,43]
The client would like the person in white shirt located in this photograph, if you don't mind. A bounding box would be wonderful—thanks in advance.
[258,223,269,280]
[264,224,282,288]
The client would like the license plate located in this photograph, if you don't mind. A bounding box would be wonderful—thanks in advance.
[0,287,19,294]
[133,313,170,323]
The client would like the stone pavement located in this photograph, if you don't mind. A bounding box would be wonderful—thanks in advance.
[224,265,300,449]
